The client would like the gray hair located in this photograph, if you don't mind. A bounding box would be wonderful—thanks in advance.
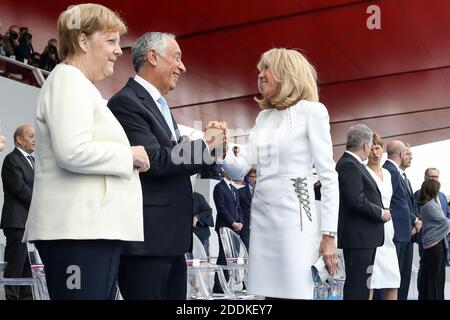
[131,32,175,73]
[346,124,373,151]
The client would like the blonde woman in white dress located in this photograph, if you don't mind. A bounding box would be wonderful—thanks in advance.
[366,133,401,300]
[216,48,339,299]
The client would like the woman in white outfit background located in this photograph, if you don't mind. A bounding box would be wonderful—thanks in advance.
[219,48,339,299]
[366,133,401,300]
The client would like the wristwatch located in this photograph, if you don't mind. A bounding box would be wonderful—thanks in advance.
[322,231,336,238]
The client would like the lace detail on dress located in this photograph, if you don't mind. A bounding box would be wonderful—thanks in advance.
[291,177,312,231]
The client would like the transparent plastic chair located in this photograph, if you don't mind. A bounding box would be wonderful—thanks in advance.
[185,234,235,300]
[219,227,264,300]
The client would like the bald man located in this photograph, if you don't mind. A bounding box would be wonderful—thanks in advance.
[1,124,35,300]
[383,140,418,300]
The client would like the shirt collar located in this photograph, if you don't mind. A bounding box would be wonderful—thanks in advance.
[223,177,233,188]
[16,147,32,158]
[386,159,401,172]
[134,75,162,103]
[345,150,363,164]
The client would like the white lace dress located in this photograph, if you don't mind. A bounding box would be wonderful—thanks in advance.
[224,100,339,299]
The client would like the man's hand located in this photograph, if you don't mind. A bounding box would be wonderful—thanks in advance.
[193,216,198,227]
[231,222,243,232]
[319,235,338,276]
[206,121,229,159]
[131,146,150,172]
[414,219,422,233]
[382,209,391,222]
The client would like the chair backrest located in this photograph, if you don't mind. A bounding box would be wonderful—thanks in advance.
[26,243,50,300]
[219,227,248,265]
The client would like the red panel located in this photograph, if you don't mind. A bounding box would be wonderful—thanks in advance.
[312,0,437,76]
[178,0,299,28]
[171,97,261,131]
[179,32,260,96]
[293,0,370,11]
[400,0,450,67]
[229,15,365,84]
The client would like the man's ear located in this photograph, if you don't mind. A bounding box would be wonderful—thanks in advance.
[78,32,88,53]
[147,49,159,67]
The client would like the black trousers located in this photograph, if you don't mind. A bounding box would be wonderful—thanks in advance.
[2,228,32,300]
[34,240,122,300]
[118,254,187,300]
[418,240,445,300]
[343,248,376,300]
[213,232,228,293]
[394,240,413,300]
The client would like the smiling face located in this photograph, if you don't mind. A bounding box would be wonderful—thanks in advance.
[257,64,279,100]
[155,36,186,95]
[84,31,123,82]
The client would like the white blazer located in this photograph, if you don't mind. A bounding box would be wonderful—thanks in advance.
[23,64,144,242]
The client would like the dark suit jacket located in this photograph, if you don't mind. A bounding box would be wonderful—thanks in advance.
[399,172,420,226]
[382,160,413,242]
[1,148,34,229]
[214,180,242,232]
[193,192,214,242]
[336,152,385,249]
[237,185,252,240]
[108,78,214,256]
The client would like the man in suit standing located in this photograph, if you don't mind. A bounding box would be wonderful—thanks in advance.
[237,168,256,250]
[336,124,390,300]
[383,140,419,300]
[108,32,225,300]
[213,171,243,292]
[1,124,35,300]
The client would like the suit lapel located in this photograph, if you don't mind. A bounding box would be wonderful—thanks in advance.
[344,153,383,204]
[126,78,176,142]
[13,148,34,180]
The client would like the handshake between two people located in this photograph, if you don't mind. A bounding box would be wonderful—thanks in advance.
[203,121,229,160]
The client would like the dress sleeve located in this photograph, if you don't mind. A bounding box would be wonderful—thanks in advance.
[307,102,339,233]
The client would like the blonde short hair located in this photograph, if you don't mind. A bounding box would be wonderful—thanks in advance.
[255,48,319,109]
[57,3,127,60]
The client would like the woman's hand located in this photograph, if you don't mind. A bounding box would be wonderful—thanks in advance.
[131,146,150,172]
[319,235,338,276]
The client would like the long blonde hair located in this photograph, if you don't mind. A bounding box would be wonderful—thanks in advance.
[255,48,319,109]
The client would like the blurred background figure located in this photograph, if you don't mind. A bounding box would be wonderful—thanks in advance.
[1,25,20,58]
[39,38,60,72]
[192,182,214,256]
[1,124,35,300]
[237,167,256,250]
[416,179,450,300]
[14,30,34,63]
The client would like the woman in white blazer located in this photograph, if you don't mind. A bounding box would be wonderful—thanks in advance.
[217,48,339,299]
[23,4,149,300]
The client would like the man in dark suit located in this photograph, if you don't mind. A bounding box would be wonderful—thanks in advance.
[108,32,224,300]
[1,124,35,300]
[383,140,419,300]
[192,188,214,255]
[336,124,390,300]
[213,171,243,292]
[237,168,256,250]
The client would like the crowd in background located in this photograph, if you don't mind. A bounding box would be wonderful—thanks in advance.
[0,24,60,72]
